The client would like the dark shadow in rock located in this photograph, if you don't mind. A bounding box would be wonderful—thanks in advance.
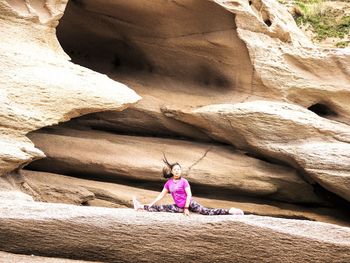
[110,39,154,73]
[312,183,350,213]
[308,103,338,118]
[264,19,272,27]
[243,152,289,166]
[56,0,253,92]
[196,65,232,90]
[70,0,85,8]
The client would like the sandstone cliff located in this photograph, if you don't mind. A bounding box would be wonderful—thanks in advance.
[0,0,350,262]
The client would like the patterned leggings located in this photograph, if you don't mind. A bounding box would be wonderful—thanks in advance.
[144,199,229,215]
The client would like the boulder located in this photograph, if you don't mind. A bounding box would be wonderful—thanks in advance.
[27,127,322,204]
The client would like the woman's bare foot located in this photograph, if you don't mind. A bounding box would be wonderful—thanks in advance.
[229,207,244,215]
[132,196,144,211]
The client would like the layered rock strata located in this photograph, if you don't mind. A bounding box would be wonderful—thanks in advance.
[65,96,213,142]
[0,0,350,260]
[15,0,349,228]
[56,0,350,144]
[19,170,350,226]
[0,0,140,176]
[162,101,350,202]
[0,200,349,263]
[27,127,322,204]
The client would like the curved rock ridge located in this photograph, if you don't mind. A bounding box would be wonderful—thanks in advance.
[162,100,350,202]
[0,200,349,262]
[0,0,141,175]
[55,0,350,145]
[215,0,311,45]
[2,0,68,26]
[55,0,263,140]
[27,127,323,204]
[218,0,350,124]
[19,170,350,226]
[66,95,213,142]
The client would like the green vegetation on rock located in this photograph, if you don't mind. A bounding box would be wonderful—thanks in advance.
[293,0,350,47]
[335,40,349,48]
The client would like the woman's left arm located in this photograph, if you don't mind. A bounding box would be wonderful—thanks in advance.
[184,186,192,216]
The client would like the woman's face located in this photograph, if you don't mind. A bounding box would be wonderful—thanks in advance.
[172,164,182,179]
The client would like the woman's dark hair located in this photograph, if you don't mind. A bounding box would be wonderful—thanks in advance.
[162,153,181,179]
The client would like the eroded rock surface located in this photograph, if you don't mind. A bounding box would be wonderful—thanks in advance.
[56,0,350,143]
[0,200,349,263]
[1,0,350,260]
[20,170,350,226]
[0,251,97,263]
[0,0,140,175]
[163,101,350,202]
[27,127,322,204]
[66,96,213,142]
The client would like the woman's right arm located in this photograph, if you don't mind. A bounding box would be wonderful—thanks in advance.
[148,188,168,207]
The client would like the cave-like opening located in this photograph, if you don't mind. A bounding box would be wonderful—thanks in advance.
[56,0,256,98]
[308,103,338,117]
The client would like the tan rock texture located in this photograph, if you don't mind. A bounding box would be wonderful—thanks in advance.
[20,172,95,205]
[0,0,349,260]
[56,0,350,143]
[56,0,258,141]
[20,170,350,227]
[27,127,322,204]
[0,251,98,263]
[0,0,140,176]
[217,0,350,124]
[0,200,349,263]
[163,101,350,202]
[66,96,213,142]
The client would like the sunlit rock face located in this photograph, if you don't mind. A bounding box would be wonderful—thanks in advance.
[47,0,350,211]
[0,200,350,263]
[1,0,350,261]
[162,101,350,202]
[0,0,140,175]
[56,0,350,136]
[0,251,94,263]
[27,127,323,204]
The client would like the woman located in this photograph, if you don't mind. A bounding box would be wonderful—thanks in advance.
[132,156,244,216]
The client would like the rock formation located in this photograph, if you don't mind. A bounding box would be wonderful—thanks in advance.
[18,170,350,226]
[0,199,350,263]
[0,251,96,263]
[27,127,322,204]
[39,0,350,220]
[162,101,350,202]
[0,0,350,261]
[0,0,140,175]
